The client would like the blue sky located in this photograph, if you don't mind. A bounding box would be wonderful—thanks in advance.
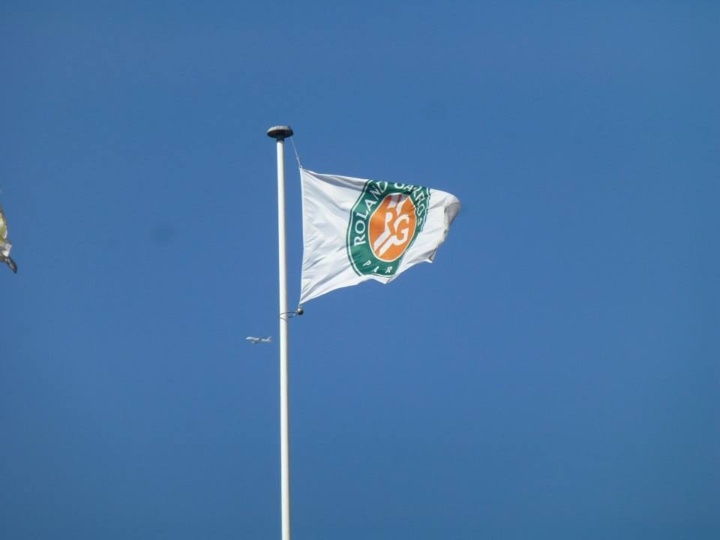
[1,1,718,538]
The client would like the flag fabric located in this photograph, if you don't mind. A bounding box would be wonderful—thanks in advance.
[299,168,460,304]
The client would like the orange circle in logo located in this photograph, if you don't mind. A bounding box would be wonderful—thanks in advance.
[368,194,417,262]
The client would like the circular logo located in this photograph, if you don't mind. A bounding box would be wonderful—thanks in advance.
[347,181,430,277]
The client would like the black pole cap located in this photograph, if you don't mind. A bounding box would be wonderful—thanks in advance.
[267,126,294,140]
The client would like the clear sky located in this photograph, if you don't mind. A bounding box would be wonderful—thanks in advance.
[1,1,718,539]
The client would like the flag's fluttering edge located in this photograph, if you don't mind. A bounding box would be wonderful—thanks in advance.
[0,206,18,273]
[299,168,460,303]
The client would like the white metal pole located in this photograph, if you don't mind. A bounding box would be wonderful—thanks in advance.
[267,125,293,540]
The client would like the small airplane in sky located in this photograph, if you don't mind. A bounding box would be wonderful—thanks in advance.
[0,206,18,274]
[246,336,272,344]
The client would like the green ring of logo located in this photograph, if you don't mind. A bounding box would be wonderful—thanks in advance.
[346,181,430,277]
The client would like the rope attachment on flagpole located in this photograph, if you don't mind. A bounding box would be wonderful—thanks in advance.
[290,137,303,169]
[280,307,304,321]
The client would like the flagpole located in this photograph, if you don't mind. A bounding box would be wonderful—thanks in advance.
[267,125,294,540]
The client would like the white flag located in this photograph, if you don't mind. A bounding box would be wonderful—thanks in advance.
[299,168,460,304]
